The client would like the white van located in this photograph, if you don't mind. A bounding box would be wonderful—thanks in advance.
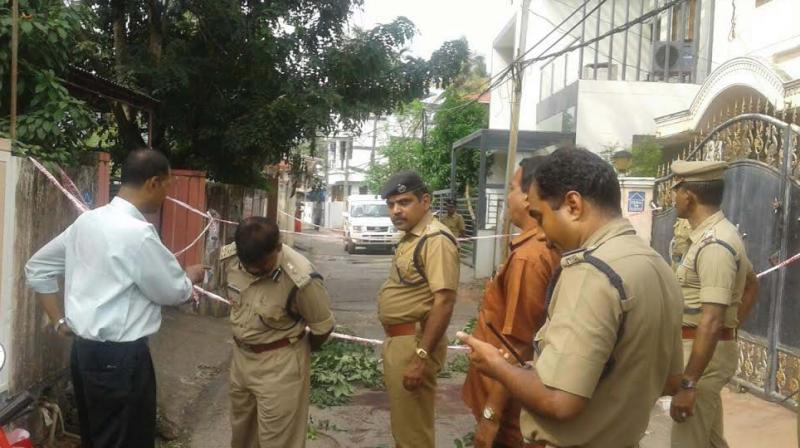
[342,195,401,254]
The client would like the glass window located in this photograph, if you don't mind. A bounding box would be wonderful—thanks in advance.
[351,204,390,218]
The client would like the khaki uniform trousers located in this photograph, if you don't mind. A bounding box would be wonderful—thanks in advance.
[382,334,447,448]
[230,337,311,448]
[671,339,738,448]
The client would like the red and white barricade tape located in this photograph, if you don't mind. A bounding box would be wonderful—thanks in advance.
[756,252,800,279]
[45,157,800,352]
[28,158,475,352]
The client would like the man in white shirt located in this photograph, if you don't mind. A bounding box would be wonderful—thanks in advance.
[25,149,205,448]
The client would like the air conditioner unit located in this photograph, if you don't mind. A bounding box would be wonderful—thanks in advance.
[652,41,695,76]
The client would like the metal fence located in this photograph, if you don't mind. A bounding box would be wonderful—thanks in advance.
[651,107,800,405]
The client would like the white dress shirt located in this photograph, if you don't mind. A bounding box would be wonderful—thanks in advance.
[25,197,193,342]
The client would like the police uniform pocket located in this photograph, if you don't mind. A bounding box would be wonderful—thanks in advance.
[254,299,299,331]
[675,265,688,285]
[395,256,423,284]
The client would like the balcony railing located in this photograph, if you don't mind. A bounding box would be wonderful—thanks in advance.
[538,0,708,101]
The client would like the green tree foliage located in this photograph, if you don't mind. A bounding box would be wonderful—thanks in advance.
[76,0,470,185]
[365,88,488,194]
[629,137,663,177]
[0,1,98,161]
[422,89,487,192]
[363,100,425,192]
[0,1,469,185]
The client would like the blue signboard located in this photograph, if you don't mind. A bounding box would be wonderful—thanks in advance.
[627,191,645,213]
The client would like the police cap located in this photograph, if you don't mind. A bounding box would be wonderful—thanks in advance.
[380,171,427,199]
[670,160,727,188]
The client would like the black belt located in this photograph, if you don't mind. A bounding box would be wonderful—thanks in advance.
[74,336,148,346]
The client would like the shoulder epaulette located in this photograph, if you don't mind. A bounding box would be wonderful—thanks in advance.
[220,242,237,261]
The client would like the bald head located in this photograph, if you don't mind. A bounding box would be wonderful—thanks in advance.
[121,149,170,187]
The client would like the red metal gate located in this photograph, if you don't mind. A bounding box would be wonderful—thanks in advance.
[160,169,206,267]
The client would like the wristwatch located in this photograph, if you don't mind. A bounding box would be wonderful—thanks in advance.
[54,317,67,334]
[680,377,697,391]
[482,406,497,422]
[415,347,429,360]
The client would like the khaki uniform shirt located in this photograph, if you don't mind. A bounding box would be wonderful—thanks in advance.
[522,219,684,448]
[222,244,335,344]
[378,213,460,325]
[440,213,466,237]
[675,211,752,328]
[671,218,692,270]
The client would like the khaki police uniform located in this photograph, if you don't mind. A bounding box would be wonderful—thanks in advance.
[668,161,752,448]
[221,243,335,448]
[440,212,465,237]
[378,212,460,448]
[671,218,692,271]
[521,218,684,448]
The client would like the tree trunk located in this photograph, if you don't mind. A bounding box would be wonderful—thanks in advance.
[147,0,163,64]
[113,103,147,151]
[111,0,127,82]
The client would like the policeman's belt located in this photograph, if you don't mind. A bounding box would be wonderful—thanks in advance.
[681,326,736,341]
[383,320,426,338]
[234,330,306,353]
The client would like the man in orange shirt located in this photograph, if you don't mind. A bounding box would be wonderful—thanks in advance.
[462,156,560,448]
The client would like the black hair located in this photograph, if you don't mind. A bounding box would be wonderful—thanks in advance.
[519,156,547,192]
[120,149,170,186]
[534,145,622,215]
[680,180,724,207]
[234,217,281,266]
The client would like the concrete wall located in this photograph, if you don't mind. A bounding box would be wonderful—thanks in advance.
[0,140,12,394]
[324,201,345,229]
[575,80,699,152]
[489,0,577,131]
[5,156,105,393]
[710,0,800,78]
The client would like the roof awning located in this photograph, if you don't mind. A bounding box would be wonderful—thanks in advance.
[452,129,575,152]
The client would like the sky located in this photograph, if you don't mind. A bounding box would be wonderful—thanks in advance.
[349,0,514,60]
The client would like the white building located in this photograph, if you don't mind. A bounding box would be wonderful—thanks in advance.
[489,0,715,154]
[654,0,800,141]
[318,93,442,202]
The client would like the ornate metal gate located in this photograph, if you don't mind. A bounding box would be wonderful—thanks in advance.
[651,109,800,403]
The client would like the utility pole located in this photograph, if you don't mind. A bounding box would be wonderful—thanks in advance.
[369,116,379,169]
[500,0,531,259]
[343,140,350,199]
[10,0,19,142]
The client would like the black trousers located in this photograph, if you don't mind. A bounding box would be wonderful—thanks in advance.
[71,337,156,448]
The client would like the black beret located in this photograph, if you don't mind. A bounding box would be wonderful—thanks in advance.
[380,171,427,199]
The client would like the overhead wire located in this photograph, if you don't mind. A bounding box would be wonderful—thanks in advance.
[520,0,689,70]
[439,0,693,115]
[434,0,597,114]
